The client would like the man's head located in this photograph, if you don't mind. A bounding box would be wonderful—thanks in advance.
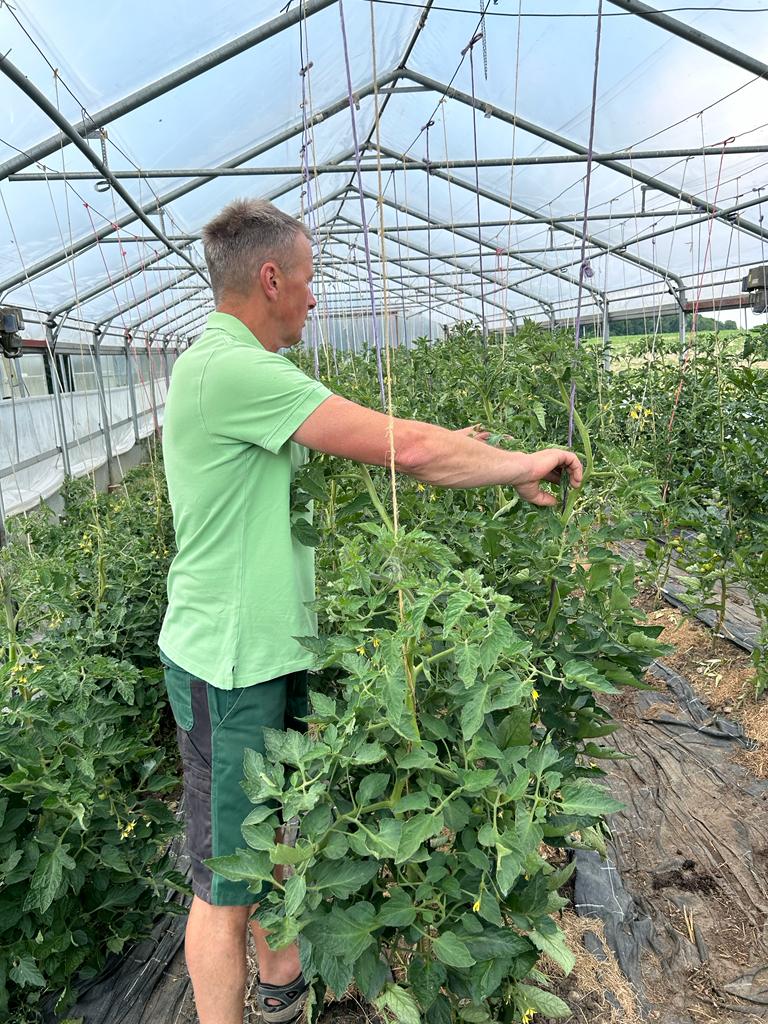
[202,198,316,349]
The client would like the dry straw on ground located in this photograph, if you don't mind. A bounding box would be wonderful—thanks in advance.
[538,910,642,1024]
[639,593,767,777]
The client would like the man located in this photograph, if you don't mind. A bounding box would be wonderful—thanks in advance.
[158,198,582,1024]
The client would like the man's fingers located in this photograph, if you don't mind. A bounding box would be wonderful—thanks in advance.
[532,490,557,507]
[545,450,583,488]
[564,451,583,487]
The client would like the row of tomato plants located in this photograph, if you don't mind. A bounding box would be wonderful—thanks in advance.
[604,327,767,689]
[4,318,761,1021]
[0,459,186,1022]
[209,322,672,1023]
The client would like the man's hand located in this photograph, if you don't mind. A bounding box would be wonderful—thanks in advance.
[512,449,583,507]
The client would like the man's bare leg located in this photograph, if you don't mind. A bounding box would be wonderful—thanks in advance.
[185,897,250,1024]
[248,914,302,986]
[185,895,302,1024]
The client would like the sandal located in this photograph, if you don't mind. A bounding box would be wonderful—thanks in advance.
[256,972,310,1024]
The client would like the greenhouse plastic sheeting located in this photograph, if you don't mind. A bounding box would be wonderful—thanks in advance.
[0,382,166,516]
[0,0,765,337]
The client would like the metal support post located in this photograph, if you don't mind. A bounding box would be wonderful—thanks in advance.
[45,321,72,479]
[677,288,688,364]
[601,297,611,373]
[146,333,160,434]
[92,328,114,466]
[161,338,170,387]
[124,333,141,445]
[0,476,7,549]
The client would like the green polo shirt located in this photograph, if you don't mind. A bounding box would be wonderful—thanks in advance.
[158,312,333,689]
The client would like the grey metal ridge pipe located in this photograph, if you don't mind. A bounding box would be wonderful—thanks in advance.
[399,69,768,243]
[0,0,339,182]
[607,0,768,80]
[0,55,210,288]
[12,145,768,180]
[312,209,742,229]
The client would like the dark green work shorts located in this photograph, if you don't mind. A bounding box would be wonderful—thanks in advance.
[160,652,308,906]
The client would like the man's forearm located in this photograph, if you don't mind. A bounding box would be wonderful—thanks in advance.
[395,422,533,489]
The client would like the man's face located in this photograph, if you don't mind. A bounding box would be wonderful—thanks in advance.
[277,234,316,347]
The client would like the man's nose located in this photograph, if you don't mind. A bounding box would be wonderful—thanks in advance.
[308,288,317,310]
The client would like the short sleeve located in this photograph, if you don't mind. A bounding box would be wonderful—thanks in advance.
[199,347,333,453]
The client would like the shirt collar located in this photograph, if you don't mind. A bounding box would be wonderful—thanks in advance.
[206,311,265,350]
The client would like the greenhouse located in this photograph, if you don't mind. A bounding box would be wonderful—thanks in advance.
[0,1,767,1022]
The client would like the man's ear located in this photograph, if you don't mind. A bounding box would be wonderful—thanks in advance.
[259,260,280,301]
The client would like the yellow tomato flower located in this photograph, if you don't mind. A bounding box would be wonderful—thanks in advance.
[522,1009,536,1024]
[120,820,137,839]
[531,688,540,706]
[355,646,366,657]
[372,636,381,648]
[417,483,426,493]
[472,897,482,913]
[629,409,640,420]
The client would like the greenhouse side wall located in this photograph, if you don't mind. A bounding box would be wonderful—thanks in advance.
[0,355,168,524]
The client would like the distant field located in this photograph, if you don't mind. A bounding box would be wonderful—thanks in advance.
[580,329,750,361]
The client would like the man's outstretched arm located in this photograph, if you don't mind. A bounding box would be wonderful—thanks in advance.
[292,395,582,508]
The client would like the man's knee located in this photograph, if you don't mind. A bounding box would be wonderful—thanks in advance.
[190,893,254,929]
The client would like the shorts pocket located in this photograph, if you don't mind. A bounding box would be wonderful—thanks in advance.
[162,659,195,731]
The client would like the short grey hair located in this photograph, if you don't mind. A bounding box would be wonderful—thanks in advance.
[202,198,311,302]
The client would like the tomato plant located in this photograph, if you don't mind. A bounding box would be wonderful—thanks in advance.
[213,324,670,1022]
